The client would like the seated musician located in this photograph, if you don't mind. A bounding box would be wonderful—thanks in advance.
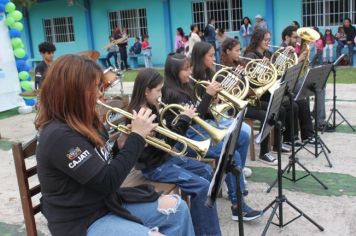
[35,55,194,236]
[280,26,315,145]
[163,43,262,221]
[118,68,221,236]
[242,29,291,164]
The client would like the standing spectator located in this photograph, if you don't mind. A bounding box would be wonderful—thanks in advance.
[215,28,229,64]
[204,17,216,50]
[311,30,324,66]
[105,36,119,68]
[341,18,356,65]
[322,28,335,64]
[129,37,142,55]
[188,24,201,57]
[35,42,56,90]
[118,28,130,70]
[175,27,185,53]
[182,35,189,56]
[142,34,153,68]
[253,14,267,31]
[336,26,347,59]
[239,17,253,51]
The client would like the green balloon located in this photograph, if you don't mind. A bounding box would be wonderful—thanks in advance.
[14,48,26,58]
[5,16,15,27]
[11,37,22,49]
[20,81,32,91]
[5,2,16,13]
[19,42,25,48]
[19,71,30,81]
[10,10,23,21]
[12,22,23,31]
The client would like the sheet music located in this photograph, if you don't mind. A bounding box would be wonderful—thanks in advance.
[207,111,243,198]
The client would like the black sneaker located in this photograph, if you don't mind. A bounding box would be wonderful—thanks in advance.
[303,137,317,145]
[231,203,263,221]
[284,141,302,148]
[259,152,278,166]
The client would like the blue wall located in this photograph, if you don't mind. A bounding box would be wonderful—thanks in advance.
[28,0,89,60]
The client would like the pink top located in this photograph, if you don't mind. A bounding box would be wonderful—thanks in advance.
[142,41,150,49]
[325,34,335,44]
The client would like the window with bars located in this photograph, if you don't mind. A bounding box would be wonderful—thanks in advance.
[192,0,243,32]
[303,0,355,27]
[108,8,147,38]
[42,17,75,43]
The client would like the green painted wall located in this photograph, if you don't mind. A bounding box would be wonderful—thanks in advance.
[273,0,302,45]
[28,0,89,60]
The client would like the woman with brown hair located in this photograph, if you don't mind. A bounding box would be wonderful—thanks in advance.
[35,54,194,236]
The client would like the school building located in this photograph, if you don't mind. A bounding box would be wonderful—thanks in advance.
[21,0,356,66]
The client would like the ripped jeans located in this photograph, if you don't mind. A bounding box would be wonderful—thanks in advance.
[87,195,194,236]
[186,118,250,205]
[142,157,221,236]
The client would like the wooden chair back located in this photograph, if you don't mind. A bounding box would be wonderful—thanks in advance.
[12,137,40,236]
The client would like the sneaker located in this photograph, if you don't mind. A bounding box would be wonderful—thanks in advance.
[259,153,278,166]
[243,167,252,178]
[231,203,263,221]
[272,144,291,153]
[284,141,302,148]
[303,137,317,145]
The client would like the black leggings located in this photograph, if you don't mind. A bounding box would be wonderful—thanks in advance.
[119,46,129,69]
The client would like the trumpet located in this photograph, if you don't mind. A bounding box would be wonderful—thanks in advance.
[158,99,227,145]
[97,100,211,160]
[189,75,248,122]
[270,45,298,76]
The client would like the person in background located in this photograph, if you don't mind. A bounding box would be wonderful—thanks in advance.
[142,34,153,68]
[336,26,347,59]
[253,14,267,31]
[341,18,356,65]
[311,29,324,66]
[105,36,119,69]
[129,37,142,55]
[188,24,201,57]
[291,21,300,29]
[322,28,335,64]
[239,17,253,51]
[215,28,229,64]
[35,41,56,90]
[118,28,130,70]
[175,27,185,53]
[182,35,189,56]
[204,17,216,50]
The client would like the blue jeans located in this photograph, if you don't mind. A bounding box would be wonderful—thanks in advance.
[336,41,354,65]
[142,157,221,236]
[186,118,250,205]
[87,195,194,236]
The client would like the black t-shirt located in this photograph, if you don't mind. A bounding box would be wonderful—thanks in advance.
[34,61,48,83]
[36,120,150,236]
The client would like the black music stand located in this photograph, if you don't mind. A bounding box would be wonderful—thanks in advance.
[294,64,333,167]
[206,108,246,236]
[323,54,355,133]
[260,83,324,235]
[266,63,328,192]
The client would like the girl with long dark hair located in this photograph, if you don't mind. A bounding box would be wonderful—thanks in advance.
[35,55,194,236]
[124,68,221,236]
[164,43,263,222]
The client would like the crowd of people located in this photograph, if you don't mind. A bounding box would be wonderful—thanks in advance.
[30,14,356,236]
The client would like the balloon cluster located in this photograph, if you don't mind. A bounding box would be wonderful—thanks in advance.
[0,0,35,106]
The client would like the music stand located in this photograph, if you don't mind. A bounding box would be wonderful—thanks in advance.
[324,54,355,133]
[260,83,324,235]
[266,63,328,192]
[206,108,247,236]
[294,64,333,167]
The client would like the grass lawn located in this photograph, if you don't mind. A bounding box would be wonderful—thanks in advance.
[122,67,356,83]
